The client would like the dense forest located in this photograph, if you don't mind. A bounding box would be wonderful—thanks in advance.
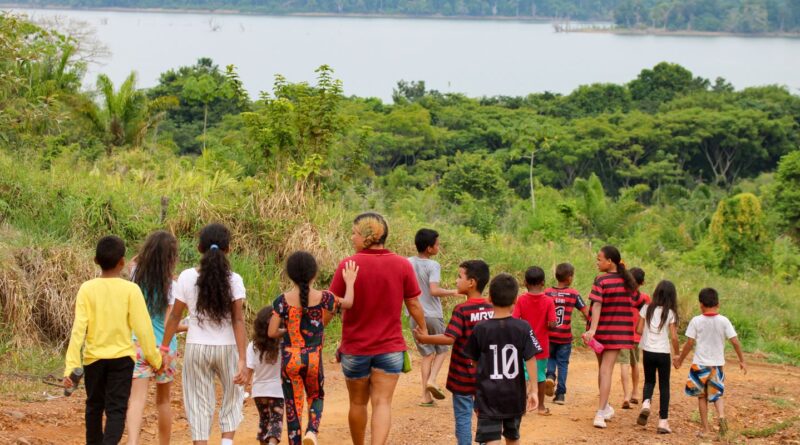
[1,13,799,363]
[6,0,800,32]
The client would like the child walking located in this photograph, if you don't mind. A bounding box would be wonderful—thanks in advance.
[408,228,459,406]
[674,288,747,438]
[269,251,358,445]
[544,263,589,405]
[246,307,284,445]
[126,230,186,445]
[63,235,162,445]
[512,266,556,416]
[635,280,680,434]
[618,267,650,409]
[413,260,492,445]
[582,245,638,429]
[161,223,249,445]
[466,273,542,445]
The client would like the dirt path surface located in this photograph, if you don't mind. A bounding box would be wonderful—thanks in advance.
[2,350,799,444]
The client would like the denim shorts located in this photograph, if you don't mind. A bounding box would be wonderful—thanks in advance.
[340,351,404,380]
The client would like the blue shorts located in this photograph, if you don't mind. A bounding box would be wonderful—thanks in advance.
[341,352,404,380]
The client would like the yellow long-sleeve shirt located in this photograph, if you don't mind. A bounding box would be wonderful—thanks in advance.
[64,277,162,377]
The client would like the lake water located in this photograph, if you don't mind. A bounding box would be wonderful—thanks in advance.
[7,7,800,100]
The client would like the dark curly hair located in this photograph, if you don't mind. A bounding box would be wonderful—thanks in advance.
[600,245,637,291]
[133,230,178,318]
[286,251,318,317]
[253,306,279,364]
[196,223,233,326]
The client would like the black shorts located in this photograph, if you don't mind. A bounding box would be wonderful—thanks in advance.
[475,416,522,443]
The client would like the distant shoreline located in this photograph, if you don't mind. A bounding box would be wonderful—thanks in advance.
[560,24,800,38]
[3,3,800,37]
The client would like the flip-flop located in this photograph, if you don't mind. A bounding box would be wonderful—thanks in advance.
[426,384,446,400]
[418,401,435,407]
[622,400,632,409]
[630,398,639,405]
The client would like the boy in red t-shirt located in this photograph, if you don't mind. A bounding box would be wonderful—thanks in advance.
[618,267,650,409]
[512,266,557,415]
[544,263,589,405]
[414,260,492,445]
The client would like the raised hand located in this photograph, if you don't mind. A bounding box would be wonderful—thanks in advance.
[343,260,359,285]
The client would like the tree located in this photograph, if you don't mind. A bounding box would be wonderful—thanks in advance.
[439,151,509,204]
[92,72,149,150]
[773,151,800,241]
[628,62,708,111]
[709,192,770,271]
[148,58,249,153]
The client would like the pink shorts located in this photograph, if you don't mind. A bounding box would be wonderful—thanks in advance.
[133,343,177,384]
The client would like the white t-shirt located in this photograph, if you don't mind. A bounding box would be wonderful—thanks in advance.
[685,314,737,366]
[174,268,246,345]
[245,342,283,398]
[639,305,676,354]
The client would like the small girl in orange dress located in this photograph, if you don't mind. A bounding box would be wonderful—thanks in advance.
[268,251,357,445]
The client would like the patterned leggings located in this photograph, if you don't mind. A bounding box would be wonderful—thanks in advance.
[253,397,284,443]
[281,346,324,445]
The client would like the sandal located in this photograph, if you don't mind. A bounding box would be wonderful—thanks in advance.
[622,400,632,409]
[630,398,639,405]
[418,401,435,407]
[636,407,650,426]
[426,384,446,400]
[537,407,552,416]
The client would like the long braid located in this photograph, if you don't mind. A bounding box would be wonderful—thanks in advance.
[286,251,318,320]
[299,281,310,315]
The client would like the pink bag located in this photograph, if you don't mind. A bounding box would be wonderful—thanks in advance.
[586,338,605,354]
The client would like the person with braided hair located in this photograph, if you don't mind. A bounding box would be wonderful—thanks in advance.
[582,245,638,429]
[329,212,428,445]
[269,251,358,445]
[161,223,249,445]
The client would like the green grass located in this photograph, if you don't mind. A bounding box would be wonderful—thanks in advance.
[741,416,798,439]
[1,148,800,367]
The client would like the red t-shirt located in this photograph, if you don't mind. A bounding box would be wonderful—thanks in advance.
[512,292,556,359]
[588,273,634,350]
[329,249,421,355]
[631,290,651,343]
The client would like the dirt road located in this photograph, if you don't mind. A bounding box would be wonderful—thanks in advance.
[2,349,799,444]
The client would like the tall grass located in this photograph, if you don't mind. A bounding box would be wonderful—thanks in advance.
[1,148,799,365]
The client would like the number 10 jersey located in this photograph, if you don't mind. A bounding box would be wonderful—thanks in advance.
[465,317,542,419]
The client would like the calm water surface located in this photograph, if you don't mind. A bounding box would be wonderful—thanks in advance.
[9,7,800,100]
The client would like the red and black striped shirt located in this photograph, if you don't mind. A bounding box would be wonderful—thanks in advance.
[444,298,494,395]
[544,287,587,344]
[588,273,634,350]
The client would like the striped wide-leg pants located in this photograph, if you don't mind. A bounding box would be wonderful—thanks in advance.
[183,343,245,441]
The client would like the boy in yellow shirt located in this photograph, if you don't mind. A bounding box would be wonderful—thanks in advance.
[63,235,162,445]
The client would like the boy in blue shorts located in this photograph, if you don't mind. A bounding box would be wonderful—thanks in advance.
[674,288,747,439]
[414,260,492,445]
[466,273,541,445]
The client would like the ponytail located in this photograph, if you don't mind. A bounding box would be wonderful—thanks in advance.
[286,251,318,318]
[196,223,233,326]
[600,245,637,291]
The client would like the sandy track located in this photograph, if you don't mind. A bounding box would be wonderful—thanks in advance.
[2,349,799,444]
